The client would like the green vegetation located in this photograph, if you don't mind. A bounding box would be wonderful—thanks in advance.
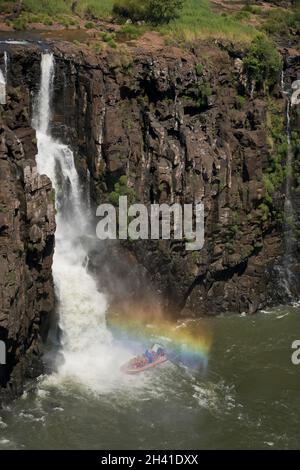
[195,63,204,77]
[261,99,288,223]
[0,0,114,25]
[262,6,300,37]
[76,0,114,17]
[0,0,258,42]
[258,203,270,223]
[101,32,117,48]
[109,175,136,206]
[48,189,56,205]
[12,17,27,30]
[21,0,72,15]
[182,79,212,111]
[84,21,95,29]
[117,24,144,40]
[196,83,212,109]
[244,35,282,89]
[159,0,256,42]
[112,0,184,25]
[0,1,297,50]
[241,4,262,15]
[235,94,246,110]
[25,241,36,252]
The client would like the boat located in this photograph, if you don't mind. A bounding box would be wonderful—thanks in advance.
[121,344,168,375]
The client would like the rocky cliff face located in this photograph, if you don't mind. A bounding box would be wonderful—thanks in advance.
[1,40,300,398]
[0,60,56,401]
[42,39,299,316]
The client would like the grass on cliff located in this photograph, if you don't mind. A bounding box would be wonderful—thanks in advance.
[20,0,71,15]
[0,0,257,42]
[75,0,115,17]
[160,0,256,43]
[0,0,114,17]
[0,0,114,18]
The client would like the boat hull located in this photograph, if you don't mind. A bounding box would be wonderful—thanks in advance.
[121,356,168,375]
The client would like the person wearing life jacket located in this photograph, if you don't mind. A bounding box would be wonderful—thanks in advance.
[157,347,165,357]
[144,349,154,363]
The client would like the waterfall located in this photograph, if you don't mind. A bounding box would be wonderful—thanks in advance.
[34,53,126,391]
[281,71,296,298]
[4,51,8,80]
[0,53,6,105]
[95,104,106,178]
[86,168,92,216]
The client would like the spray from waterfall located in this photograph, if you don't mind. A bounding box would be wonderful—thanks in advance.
[34,53,132,392]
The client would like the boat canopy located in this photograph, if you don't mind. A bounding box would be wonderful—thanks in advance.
[151,344,165,352]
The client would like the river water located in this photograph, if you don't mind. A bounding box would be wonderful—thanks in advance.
[0,304,299,450]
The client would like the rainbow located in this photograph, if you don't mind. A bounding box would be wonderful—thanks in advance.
[107,309,213,371]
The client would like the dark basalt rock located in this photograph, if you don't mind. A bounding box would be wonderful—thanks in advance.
[0,66,56,402]
[42,40,300,316]
[0,37,300,404]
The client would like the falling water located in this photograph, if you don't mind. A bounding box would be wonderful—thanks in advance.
[0,53,6,105]
[4,51,8,80]
[34,53,128,391]
[281,71,296,298]
[86,168,92,216]
[95,105,105,177]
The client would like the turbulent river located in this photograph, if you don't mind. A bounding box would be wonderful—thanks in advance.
[0,305,300,450]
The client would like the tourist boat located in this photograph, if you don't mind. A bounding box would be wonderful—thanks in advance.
[121,344,168,375]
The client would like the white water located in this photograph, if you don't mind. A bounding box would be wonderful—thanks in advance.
[0,40,29,45]
[0,60,6,104]
[34,53,132,393]
[281,71,297,298]
[86,168,92,216]
[4,51,8,80]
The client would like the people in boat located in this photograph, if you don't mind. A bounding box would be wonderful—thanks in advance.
[144,349,154,363]
[156,347,165,357]
[131,355,147,368]
[129,346,167,369]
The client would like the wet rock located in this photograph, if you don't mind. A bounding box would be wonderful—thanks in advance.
[0,83,55,401]
[2,39,299,332]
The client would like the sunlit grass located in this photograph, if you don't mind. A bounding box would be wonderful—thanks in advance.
[76,0,114,18]
[0,0,114,17]
[160,0,256,43]
[22,0,73,15]
[0,0,258,42]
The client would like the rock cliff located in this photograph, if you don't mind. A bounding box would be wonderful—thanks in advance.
[46,39,300,315]
[0,58,56,401]
[0,36,300,400]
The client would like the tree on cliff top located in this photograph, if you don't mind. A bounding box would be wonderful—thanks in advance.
[112,0,184,25]
[244,35,282,89]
